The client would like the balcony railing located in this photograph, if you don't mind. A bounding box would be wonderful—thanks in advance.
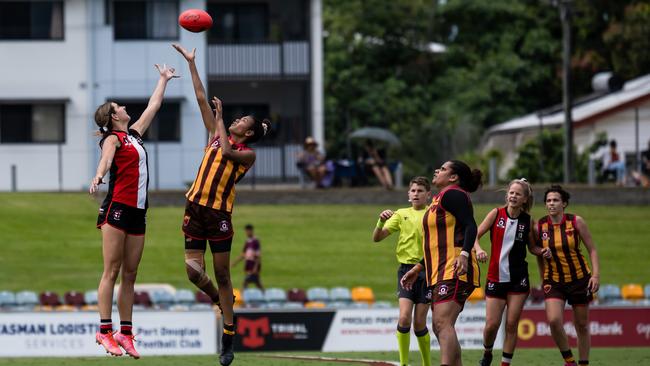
[208,41,310,79]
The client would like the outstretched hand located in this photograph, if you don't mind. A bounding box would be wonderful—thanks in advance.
[154,63,179,80]
[172,43,196,62]
[211,96,223,121]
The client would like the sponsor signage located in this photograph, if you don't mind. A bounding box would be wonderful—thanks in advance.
[235,310,335,351]
[322,307,503,351]
[517,307,650,347]
[0,311,216,357]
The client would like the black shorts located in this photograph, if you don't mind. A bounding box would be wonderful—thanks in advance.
[543,276,593,305]
[182,200,234,241]
[96,201,146,235]
[183,200,234,253]
[397,264,432,304]
[244,273,261,285]
[431,279,476,307]
[485,276,530,299]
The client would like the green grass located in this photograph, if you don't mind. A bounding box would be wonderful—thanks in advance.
[0,193,649,302]
[0,348,648,365]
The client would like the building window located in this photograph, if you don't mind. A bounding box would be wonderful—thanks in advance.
[124,102,180,142]
[0,103,65,143]
[112,0,178,40]
[208,3,268,43]
[0,1,64,40]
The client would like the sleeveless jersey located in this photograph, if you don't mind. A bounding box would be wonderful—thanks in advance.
[100,129,148,209]
[538,214,591,283]
[422,185,480,287]
[487,207,530,283]
[186,135,252,213]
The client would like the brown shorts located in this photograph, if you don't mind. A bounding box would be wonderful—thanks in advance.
[543,276,593,305]
[431,279,476,307]
[182,200,234,241]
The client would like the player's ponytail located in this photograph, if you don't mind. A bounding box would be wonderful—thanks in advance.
[94,102,114,138]
[247,117,271,144]
[449,160,483,193]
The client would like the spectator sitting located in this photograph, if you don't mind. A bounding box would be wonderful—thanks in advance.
[361,139,393,190]
[601,139,626,186]
[297,136,332,188]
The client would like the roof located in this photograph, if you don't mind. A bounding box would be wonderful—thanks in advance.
[486,73,650,135]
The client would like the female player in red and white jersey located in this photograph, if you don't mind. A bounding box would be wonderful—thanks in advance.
[89,64,177,358]
[473,179,551,366]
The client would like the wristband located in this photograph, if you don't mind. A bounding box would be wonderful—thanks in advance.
[460,251,469,258]
[376,219,385,229]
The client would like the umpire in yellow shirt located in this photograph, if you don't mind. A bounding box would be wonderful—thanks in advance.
[373,176,433,366]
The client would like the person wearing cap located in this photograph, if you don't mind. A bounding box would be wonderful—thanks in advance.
[297,136,328,188]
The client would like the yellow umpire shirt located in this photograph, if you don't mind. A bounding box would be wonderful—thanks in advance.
[384,207,427,264]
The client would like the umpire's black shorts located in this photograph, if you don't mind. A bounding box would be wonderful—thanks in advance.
[397,263,431,304]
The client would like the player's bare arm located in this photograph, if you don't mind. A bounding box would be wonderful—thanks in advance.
[211,97,256,166]
[172,44,216,139]
[576,215,600,293]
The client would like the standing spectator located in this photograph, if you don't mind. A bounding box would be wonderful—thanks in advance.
[601,140,626,186]
[232,224,264,290]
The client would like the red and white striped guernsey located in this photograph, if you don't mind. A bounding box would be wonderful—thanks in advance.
[487,207,531,283]
[100,129,149,209]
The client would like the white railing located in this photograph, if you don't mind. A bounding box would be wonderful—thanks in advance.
[208,42,310,78]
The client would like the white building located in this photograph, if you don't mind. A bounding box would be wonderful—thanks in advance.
[0,0,323,191]
[482,74,650,178]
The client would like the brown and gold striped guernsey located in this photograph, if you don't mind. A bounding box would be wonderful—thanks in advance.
[422,186,480,287]
[186,135,252,213]
[538,214,591,283]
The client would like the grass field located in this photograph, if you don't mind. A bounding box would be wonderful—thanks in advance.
[1,348,649,365]
[1,192,649,301]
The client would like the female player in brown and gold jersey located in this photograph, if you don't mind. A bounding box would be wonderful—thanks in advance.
[173,43,270,366]
[401,160,482,366]
[535,185,600,366]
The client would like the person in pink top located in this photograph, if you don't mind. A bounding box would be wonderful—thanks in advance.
[90,64,177,358]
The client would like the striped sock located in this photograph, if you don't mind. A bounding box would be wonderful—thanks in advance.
[561,349,576,365]
[120,321,133,336]
[501,351,513,365]
[100,319,112,334]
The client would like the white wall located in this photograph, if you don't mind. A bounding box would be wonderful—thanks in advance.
[483,101,650,179]
[0,0,209,191]
[0,0,89,190]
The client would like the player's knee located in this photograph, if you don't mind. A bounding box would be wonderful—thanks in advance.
[573,319,589,334]
[214,267,231,285]
[121,268,138,284]
[102,264,121,282]
[185,259,210,287]
[398,314,411,328]
[548,315,563,329]
[504,321,518,335]
[485,320,500,334]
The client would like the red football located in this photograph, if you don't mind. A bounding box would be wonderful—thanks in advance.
[178,9,213,33]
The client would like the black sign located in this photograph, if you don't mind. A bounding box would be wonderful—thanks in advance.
[234,311,335,351]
